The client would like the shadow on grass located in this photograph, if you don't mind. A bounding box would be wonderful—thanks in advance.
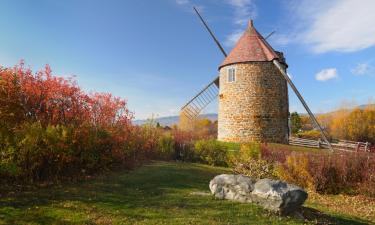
[0,161,373,225]
[299,207,371,225]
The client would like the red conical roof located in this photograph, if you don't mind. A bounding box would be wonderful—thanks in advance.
[219,20,279,69]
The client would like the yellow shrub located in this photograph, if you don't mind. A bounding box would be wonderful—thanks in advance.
[239,142,261,160]
[231,142,275,179]
[329,106,375,143]
[297,130,321,139]
[233,158,275,179]
[274,153,314,189]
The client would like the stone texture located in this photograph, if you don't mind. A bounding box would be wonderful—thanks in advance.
[218,62,289,143]
[252,178,308,214]
[209,174,256,202]
[209,175,307,214]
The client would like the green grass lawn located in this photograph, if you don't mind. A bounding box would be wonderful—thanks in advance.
[266,143,323,153]
[0,161,372,225]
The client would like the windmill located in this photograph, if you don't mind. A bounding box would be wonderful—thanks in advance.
[180,7,332,150]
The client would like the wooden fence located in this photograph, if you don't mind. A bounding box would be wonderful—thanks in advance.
[289,137,373,153]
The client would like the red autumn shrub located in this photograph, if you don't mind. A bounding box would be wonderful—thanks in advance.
[308,152,375,195]
[269,144,375,196]
[171,128,195,161]
[0,62,138,182]
[260,143,289,164]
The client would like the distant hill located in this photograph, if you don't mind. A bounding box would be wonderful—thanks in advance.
[133,113,218,126]
[318,104,375,116]
[359,104,375,109]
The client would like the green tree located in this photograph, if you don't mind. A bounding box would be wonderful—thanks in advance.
[290,112,302,135]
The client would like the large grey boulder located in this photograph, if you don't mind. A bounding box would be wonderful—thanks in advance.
[252,178,308,214]
[209,174,256,202]
[209,175,308,214]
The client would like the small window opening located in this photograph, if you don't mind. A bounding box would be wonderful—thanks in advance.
[228,68,236,83]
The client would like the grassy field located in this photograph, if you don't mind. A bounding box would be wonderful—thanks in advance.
[0,161,372,225]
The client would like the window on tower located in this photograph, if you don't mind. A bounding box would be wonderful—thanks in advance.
[228,68,236,83]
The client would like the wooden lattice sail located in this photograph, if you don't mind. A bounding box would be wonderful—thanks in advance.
[179,77,219,130]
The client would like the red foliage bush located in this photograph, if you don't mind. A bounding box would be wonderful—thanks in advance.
[307,152,375,195]
[0,62,140,182]
[171,128,194,160]
[0,61,132,129]
[259,144,375,196]
[260,143,289,164]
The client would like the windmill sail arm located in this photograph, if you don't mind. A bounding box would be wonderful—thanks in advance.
[180,76,219,121]
[181,76,219,110]
[193,7,227,57]
[273,60,333,151]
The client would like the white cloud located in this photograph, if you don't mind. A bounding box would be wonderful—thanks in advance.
[168,108,178,114]
[224,29,243,47]
[315,68,338,81]
[281,0,375,53]
[351,62,374,76]
[176,0,257,47]
[224,0,257,47]
[176,0,190,5]
[226,0,257,25]
[272,34,293,46]
[175,0,204,13]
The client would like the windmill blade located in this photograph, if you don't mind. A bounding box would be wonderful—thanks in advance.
[273,60,333,151]
[193,6,227,57]
[264,31,275,40]
[181,76,219,122]
[180,7,223,127]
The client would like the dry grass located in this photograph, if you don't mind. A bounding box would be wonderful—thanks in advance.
[307,191,375,223]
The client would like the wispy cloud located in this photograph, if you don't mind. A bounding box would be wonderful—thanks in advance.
[315,68,338,81]
[281,0,375,53]
[224,0,257,47]
[351,62,374,76]
[175,0,256,47]
[175,0,190,5]
[272,34,293,47]
[224,29,243,47]
[174,0,204,13]
[226,0,257,25]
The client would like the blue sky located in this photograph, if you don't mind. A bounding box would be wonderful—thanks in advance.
[0,0,374,119]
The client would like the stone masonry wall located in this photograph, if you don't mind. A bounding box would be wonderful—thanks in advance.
[218,62,289,143]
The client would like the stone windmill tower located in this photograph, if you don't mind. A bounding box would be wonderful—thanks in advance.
[217,20,288,143]
[180,8,332,149]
